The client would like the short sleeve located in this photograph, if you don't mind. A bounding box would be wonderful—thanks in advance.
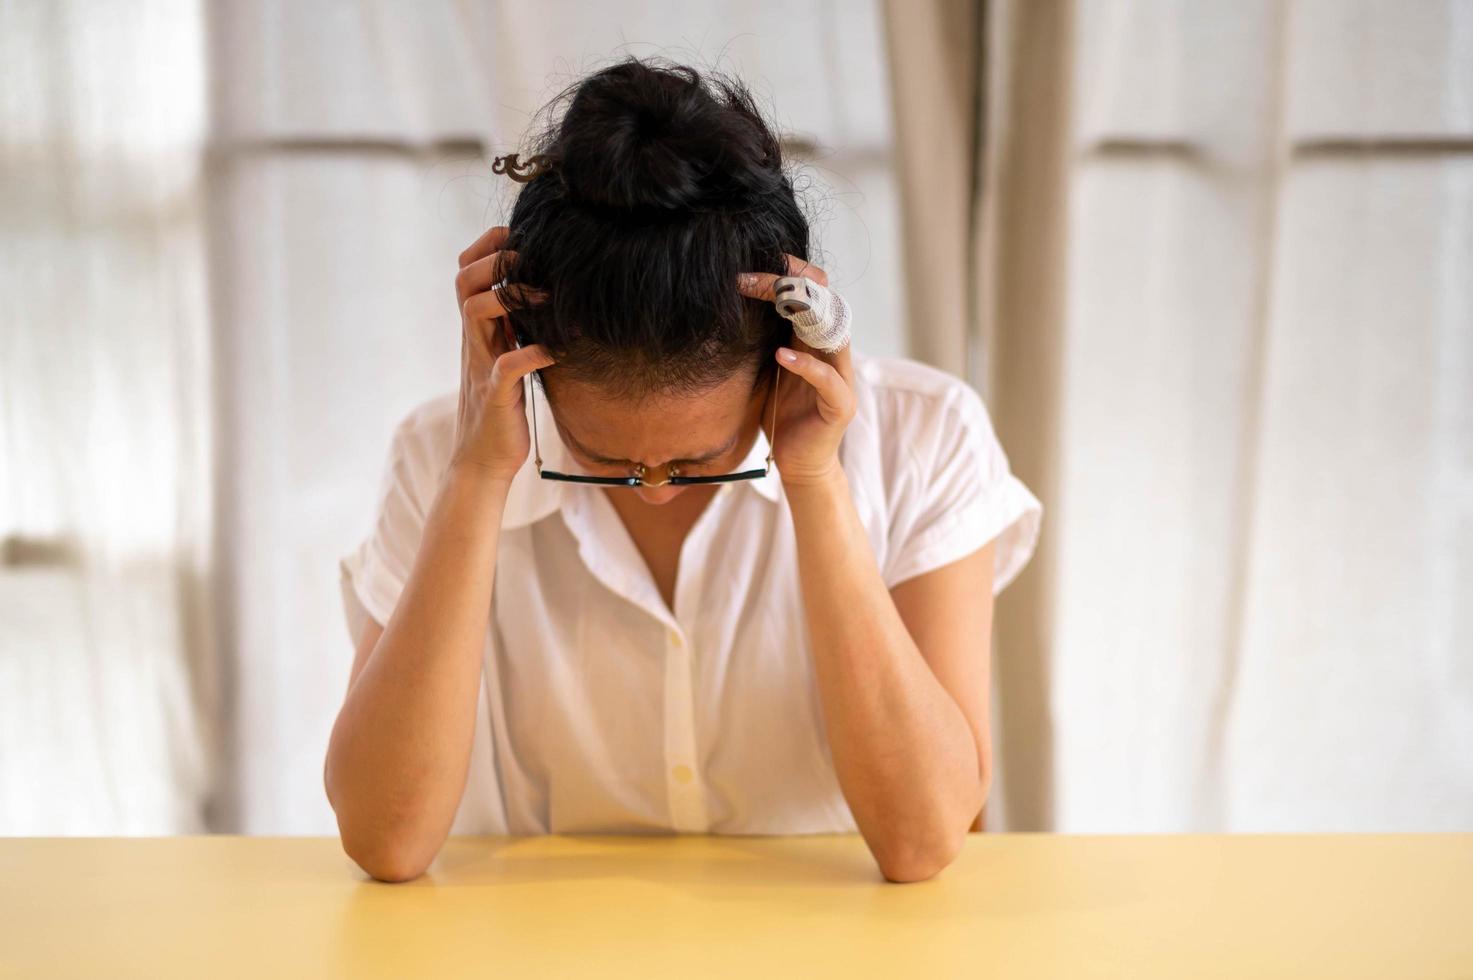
[881,382,1043,592]
[337,412,441,647]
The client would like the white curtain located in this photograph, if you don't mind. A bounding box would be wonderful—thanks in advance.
[16,0,1463,837]
[968,0,1473,831]
[0,0,216,833]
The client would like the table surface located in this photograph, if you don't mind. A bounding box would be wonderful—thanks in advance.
[2,833,1471,979]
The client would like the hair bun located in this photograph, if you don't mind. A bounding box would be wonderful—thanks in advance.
[555,60,782,214]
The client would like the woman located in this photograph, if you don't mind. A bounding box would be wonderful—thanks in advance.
[326,56,1042,883]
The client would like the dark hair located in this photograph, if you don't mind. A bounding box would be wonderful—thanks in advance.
[496,55,813,403]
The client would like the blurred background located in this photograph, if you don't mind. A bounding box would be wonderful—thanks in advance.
[1,0,1469,836]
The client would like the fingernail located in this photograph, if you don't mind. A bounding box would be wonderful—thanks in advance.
[778,348,797,362]
[738,273,758,287]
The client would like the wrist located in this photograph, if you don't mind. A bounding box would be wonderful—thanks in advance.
[780,458,847,494]
[446,458,517,496]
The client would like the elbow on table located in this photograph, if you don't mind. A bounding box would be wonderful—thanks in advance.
[326,777,444,882]
[873,829,967,884]
[337,824,439,883]
[325,768,443,882]
[875,846,956,884]
[873,778,987,882]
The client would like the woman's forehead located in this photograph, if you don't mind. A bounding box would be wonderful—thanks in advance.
[543,370,761,463]
[542,365,758,411]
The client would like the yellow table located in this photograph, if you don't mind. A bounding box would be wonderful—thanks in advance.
[2,834,1470,978]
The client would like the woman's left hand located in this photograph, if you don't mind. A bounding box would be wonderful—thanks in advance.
[738,255,856,488]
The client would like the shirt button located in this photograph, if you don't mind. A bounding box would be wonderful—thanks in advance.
[672,764,694,784]
[667,628,682,646]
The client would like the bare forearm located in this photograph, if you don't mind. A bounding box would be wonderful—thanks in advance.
[325,464,509,874]
[784,466,984,881]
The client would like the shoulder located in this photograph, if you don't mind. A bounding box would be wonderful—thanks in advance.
[851,352,1000,477]
[848,353,1043,593]
[390,388,458,447]
[379,389,459,504]
[854,350,975,398]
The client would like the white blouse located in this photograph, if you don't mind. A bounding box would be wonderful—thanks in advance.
[338,351,1042,836]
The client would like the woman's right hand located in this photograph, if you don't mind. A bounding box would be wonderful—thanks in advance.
[450,225,554,485]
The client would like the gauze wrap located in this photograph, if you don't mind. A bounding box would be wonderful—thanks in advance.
[772,276,851,354]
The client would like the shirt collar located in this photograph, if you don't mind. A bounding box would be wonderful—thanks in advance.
[500,381,781,531]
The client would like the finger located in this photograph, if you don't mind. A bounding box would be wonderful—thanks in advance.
[462,289,510,326]
[490,343,556,403]
[832,341,854,388]
[787,335,854,400]
[462,281,547,324]
[788,333,819,358]
[461,305,500,362]
[785,253,829,286]
[736,272,781,302]
[462,299,520,363]
[456,248,535,304]
[459,225,510,269]
[775,346,854,422]
[736,257,829,301]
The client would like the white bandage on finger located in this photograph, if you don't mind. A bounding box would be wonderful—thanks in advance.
[772,276,851,354]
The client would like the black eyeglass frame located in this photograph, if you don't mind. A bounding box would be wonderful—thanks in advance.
[524,363,781,487]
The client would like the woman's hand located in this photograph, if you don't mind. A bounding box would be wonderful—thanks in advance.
[738,255,857,487]
[451,225,554,484]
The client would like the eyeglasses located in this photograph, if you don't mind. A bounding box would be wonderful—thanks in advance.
[526,365,780,487]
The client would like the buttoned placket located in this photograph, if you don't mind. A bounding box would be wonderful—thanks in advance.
[559,485,739,833]
[661,622,706,831]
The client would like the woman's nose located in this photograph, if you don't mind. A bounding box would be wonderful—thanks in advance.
[634,483,686,505]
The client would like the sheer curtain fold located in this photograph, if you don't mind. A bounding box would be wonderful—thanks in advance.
[878,0,981,376]
[0,0,215,834]
[14,0,1461,837]
[881,0,1066,831]
[884,0,1473,831]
